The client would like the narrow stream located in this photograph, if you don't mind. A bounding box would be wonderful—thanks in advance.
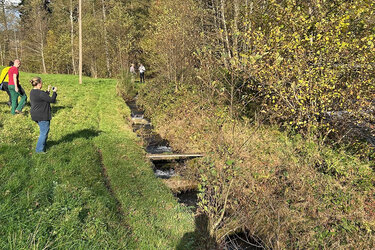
[126,98,263,249]
[224,232,265,250]
[127,99,198,211]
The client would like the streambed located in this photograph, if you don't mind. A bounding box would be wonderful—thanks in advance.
[127,99,198,211]
[127,98,264,249]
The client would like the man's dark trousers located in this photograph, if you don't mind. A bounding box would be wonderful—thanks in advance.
[1,82,11,105]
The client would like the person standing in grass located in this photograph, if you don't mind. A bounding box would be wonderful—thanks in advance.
[8,59,27,114]
[0,61,14,106]
[139,63,146,83]
[29,77,57,153]
[130,63,136,83]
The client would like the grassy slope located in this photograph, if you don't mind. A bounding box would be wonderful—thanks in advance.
[0,72,194,249]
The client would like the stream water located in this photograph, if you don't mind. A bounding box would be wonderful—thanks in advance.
[224,232,265,250]
[127,99,198,209]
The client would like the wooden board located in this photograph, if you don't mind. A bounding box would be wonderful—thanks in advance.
[147,153,204,161]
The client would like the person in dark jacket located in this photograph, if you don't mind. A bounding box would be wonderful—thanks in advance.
[29,77,57,153]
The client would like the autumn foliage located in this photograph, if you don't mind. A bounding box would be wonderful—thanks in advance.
[138,0,375,248]
[6,0,375,248]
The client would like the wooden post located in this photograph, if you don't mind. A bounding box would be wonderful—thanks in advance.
[79,0,82,84]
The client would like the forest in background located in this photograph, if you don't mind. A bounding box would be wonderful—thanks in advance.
[1,0,149,77]
[0,0,372,142]
[2,0,375,248]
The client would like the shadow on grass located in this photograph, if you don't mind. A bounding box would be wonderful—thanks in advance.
[177,213,217,250]
[52,105,73,115]
[47,129,101,148]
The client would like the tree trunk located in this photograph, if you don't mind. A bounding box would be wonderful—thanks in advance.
[1,0,9,60]
[232,0,239,58]
[39,15,47,73]
[213,0,228,68]
[101,0,111,77]
[117,39,125,74]
[90,59,98,78]
[244,0,253,53]
[220,0,231,60]
[0,44,3,66]
[79,0,82,84]
[70,0,77,75]
[41,46,47,73]
[14,30,18,58]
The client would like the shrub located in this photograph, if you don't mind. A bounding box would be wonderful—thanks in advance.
[138,79,375,249]
[116,70,137,101]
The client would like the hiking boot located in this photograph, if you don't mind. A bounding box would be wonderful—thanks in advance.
[15,110,24,115]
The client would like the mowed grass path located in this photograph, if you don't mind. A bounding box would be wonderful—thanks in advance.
[0,72,194,249]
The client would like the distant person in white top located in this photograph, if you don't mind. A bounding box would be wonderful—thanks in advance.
[139,64,146,83]
[130,63,136,82]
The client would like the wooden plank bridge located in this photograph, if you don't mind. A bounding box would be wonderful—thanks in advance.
[146,153,204,161]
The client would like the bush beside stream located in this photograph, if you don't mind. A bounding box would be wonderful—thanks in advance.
[137,79,375,249]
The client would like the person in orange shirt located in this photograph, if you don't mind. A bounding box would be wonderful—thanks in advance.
[8,59,27,115]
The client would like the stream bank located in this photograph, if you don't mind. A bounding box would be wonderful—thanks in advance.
[127,99,200,211]
[126,97,264,249]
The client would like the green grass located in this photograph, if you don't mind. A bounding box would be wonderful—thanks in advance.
[0,72,195,249]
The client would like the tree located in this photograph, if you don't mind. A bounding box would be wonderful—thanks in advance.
[0,0,10,63]
[101,0,110,77]
[141,0,202,85]
[19,0,50,73]
[70,0,77,74]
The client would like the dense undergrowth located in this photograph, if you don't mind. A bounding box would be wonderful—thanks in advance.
[0,71,195,249]
[134,0,375,248]
[137,79,375,249]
